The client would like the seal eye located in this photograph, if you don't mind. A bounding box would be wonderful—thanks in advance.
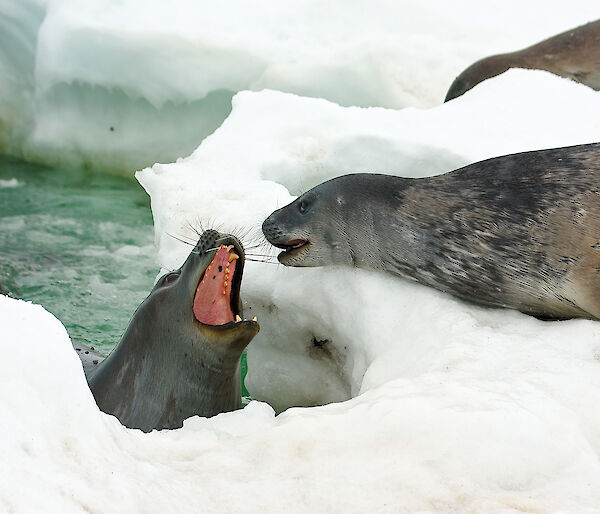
[160,271,181,286]
[298,199,311,214]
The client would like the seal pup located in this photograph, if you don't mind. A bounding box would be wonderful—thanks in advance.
[84,229,259,432]
[445,19,600,102]
[262,143,600,320]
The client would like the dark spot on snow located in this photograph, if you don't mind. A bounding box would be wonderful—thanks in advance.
[312,337,329,348]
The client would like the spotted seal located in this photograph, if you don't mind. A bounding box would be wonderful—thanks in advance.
[80,229,259,432]
[262,143,600,320]
[445,19,600,102]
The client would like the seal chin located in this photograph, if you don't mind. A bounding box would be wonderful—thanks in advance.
[276,239,312,266]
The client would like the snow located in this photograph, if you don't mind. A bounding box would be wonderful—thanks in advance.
[137,68,600,411]
[3,293,600,512]
[0,0,598,172]
[3,1,600,511]
[4,67,600,511]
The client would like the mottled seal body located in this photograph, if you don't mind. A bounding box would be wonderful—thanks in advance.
[83,230,259,432]
[263,143,600,320]
[73,343,104,375]
[445,20,600,101]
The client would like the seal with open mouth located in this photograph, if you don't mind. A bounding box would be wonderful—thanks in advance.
[445,19,600,102]
[83,229,259,432]
[262,143,600,320]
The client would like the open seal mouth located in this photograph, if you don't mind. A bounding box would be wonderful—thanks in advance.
[272,238,310,260]
[193,243,256,327]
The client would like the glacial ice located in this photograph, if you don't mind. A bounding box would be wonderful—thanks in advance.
[0,0,598,172]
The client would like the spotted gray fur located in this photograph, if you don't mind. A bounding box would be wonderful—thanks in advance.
[263,143,600,320]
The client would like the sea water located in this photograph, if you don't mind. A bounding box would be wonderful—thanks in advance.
[0,154,250,397]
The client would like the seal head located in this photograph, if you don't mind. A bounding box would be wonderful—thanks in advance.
[87,229,260,431]
[263,174,407,269]
[263,144,600,320]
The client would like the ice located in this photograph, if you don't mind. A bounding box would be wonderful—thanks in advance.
[135,69,600,412]
[0,0,598,172]
[0,0,46,157]
[3,293,600,512]
[0,178,23,188]
[138,70,600,510]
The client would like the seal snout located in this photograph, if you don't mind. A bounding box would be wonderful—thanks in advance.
[262,214,310,262]
[263,227,310,264]
[261,215,285,244]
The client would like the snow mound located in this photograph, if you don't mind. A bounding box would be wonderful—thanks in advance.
[0,0,598,172]
[3,293,600,512]
[137,70,600,411]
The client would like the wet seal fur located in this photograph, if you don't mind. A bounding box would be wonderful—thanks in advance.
[263,143,600,320]
[445,19,600,102]
[80,230,259,432]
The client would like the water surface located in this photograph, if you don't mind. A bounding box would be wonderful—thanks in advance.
[0,154,250,398]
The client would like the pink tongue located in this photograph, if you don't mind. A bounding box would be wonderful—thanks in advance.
[193,246,238,325]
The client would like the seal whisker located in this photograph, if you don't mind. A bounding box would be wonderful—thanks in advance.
[243,242,274,251]
[158,263,177,273]
[245,255,277,261]
[167,232,197,246]
[245,258,280,265]
[184,220,201,237]
[245,248,278,256]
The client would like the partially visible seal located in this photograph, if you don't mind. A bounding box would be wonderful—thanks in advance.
[73,343,104,375]
[445,20,600,102]
[78,230,259,432]
[262,143,600,320]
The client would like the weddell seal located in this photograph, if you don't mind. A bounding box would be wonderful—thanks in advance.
[445,19,600,102]
[262,143,600,320]
[77,230,259,432]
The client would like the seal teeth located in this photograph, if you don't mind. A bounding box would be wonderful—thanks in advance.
[235,314,242,322]
[229,252,239,262]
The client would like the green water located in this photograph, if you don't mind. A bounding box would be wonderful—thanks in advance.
[0,154,250,398]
